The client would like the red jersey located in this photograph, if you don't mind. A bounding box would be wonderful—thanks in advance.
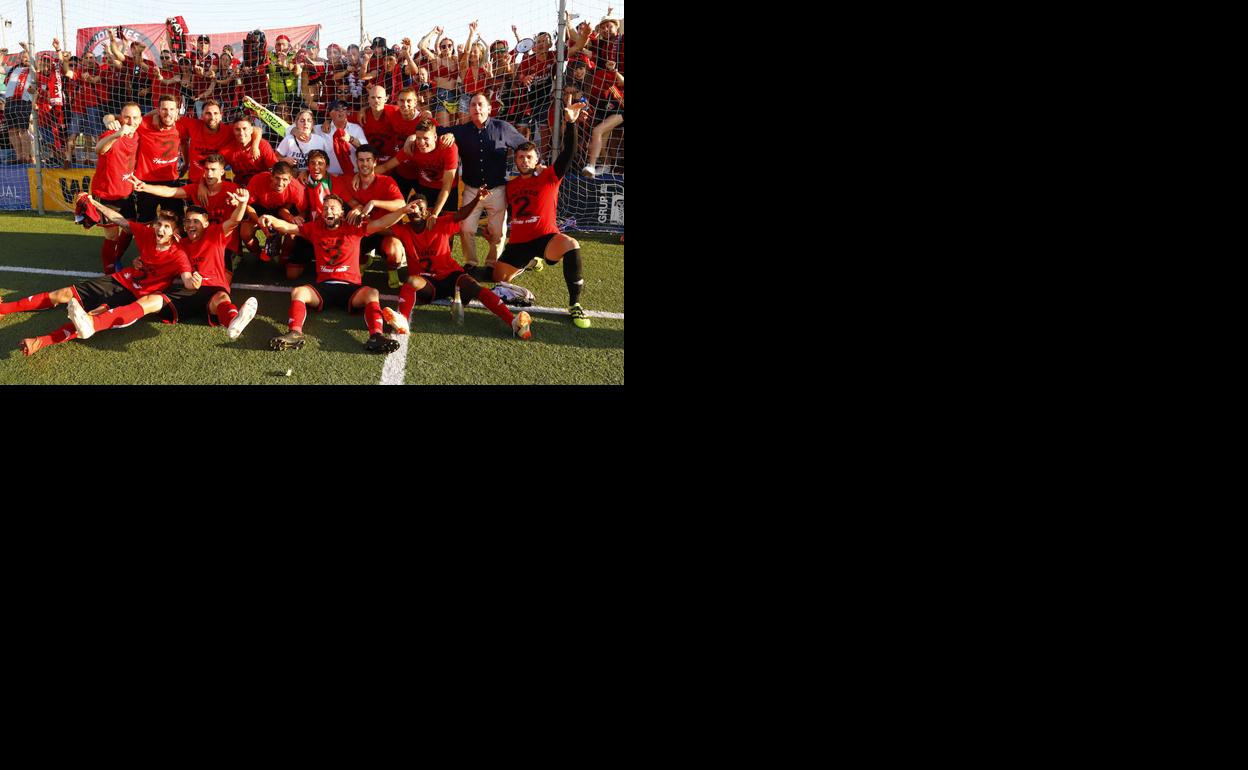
[223,140,278,186]
[91,130,139,200]
[110,222,192,297]
[386,110,426,158]
[180,223,233,290]
[506,166,562,244]
[389,143,458,189]
[248,172,308,212]
[177,116,235,183]
[360,104,399,159]
[391,217,462,281]
[185,179,244,251]
[297,219,369,284]
[135,118,183,182]
[331,174,402,219]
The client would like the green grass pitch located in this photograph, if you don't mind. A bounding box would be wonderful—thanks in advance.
[0,211,623,385]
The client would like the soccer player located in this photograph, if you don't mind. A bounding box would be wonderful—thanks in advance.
[331,144,406,288]
[241,162,308,262]
[177,99,248,184]
[259,196,419,354]
[385,189,533,341]
[495,99,592,328]
[156,190,260,340]
[133,94,185,222]
[92,102,143,272]
[2,207,192,356]
[220,116,279,187]
[357,84,399,161]
[380,118,459,234]
[128,153,243,261]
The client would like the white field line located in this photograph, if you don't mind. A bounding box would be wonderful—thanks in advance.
[0,267,623,320]
[380,332,411,385]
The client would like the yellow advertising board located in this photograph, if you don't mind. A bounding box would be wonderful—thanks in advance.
[28,168,96,213]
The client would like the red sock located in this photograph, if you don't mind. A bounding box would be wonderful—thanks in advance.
[398,283,417,320]
[101,239,117,272]
[289,300,307,333]
[0,292,55,314]
[36,322,79,348]
[91,302,146,332]
[217,301,238,326]
[113,230,133,262]
[476,287,514,324]
[365,301,383,335]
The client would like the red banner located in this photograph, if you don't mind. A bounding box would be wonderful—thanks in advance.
[74,23,319,64]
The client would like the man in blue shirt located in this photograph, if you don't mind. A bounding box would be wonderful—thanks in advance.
[436,92,527,276]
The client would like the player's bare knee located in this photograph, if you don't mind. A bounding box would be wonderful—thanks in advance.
[363,288,380,304]
[292,286,315,303]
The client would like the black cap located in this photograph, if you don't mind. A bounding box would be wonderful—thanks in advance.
[198,34,211,42]
[371,36,387,50]
[327,99,349,111]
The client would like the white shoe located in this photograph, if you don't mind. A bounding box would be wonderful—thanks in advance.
[227,297,258,340]
[382,306,410,334]
[582,165,596,178]
[67,298,96,340]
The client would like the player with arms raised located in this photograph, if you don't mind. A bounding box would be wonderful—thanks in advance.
[496,98,591,328]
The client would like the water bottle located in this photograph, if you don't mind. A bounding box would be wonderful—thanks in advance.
[451,284,464,324]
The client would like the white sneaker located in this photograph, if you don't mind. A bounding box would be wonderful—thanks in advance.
[227,296,258,340]
[582,165,596,178]
[67,298,96,340]
[382,306,410,334]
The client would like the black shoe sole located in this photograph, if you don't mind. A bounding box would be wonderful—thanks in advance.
[270,339,305,351]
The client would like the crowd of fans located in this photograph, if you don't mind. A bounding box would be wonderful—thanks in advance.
[0,12,623,176]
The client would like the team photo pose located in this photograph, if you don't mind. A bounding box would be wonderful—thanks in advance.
[260,195,420,354]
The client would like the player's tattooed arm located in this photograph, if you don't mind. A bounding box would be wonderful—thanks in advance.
[259,214,299,236]
[89,197,133,232]
[129,178,185,198]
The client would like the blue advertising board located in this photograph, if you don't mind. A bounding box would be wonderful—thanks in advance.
[0,165,33,211]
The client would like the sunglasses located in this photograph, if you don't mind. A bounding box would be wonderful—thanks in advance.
[440,44,453,50]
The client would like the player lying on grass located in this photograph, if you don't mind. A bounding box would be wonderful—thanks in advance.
[382,188,532,340]
[497,98,592,328]
[0,209,193,356]
[260,195,421,354]
[138,191,260,340]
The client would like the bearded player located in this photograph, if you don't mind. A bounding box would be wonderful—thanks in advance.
[383,188,532,340]
[260,195,418,354]
[1,207,193,356]
[495,99,591,328]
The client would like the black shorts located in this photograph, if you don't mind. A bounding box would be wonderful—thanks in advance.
[71,275,139,312]
[500,233,560,268]
[361,232,386,256]
[159,284,229,326]
[306,281,367,313]
[100,195,139,221]
[290,237,314,265]
[395,177,458,212]
[136,185,185,223]
[416,270,469,301]
[4,99,32,130]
